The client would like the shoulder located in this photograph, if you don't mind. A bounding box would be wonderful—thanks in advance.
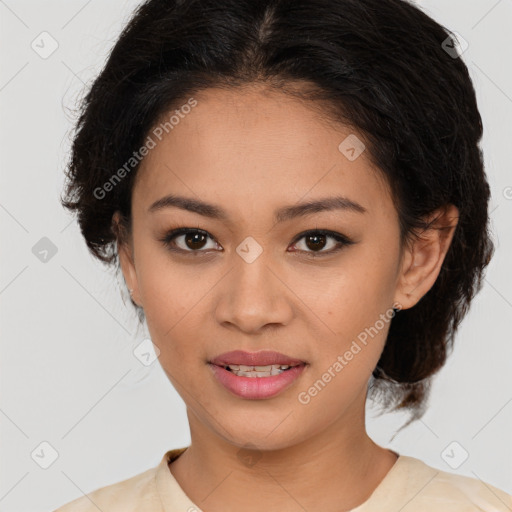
[50,450,178,512]
[396,455,512,511]
[52,467,158,512]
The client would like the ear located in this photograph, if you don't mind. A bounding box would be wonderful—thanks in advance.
[112,211,142,307]
[394,204,459,310]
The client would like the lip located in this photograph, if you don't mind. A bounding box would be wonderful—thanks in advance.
[208,362,307,399]
[209,350,305,367]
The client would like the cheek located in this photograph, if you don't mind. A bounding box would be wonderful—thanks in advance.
[295,249,397,332]
[135,237,203,313]
[134,247,224,370]
[132,245,189,352]
[290,249,397,377]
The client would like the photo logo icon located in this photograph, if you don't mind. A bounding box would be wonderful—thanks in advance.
[31,441,59,469]
[338,134,366,161]
[442,32,469,59]
[236,236,263,264]
[31,31,59,59]
[441,441,469,469]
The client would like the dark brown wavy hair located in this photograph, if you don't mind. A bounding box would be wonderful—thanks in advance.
[60,0,494,425]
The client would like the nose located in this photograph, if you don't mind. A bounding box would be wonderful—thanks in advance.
[214,251,294,334]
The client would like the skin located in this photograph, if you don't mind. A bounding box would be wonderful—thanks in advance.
[114,83,458,512]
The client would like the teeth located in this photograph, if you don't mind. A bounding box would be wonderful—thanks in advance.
[227,364,292,371]
[224,363,297,378]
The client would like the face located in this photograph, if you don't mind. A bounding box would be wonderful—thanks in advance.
[116,84,429,451]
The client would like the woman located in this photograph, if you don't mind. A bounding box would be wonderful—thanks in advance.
[53,0,511,510]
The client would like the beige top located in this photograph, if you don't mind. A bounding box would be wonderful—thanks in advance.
[53,447,512,512]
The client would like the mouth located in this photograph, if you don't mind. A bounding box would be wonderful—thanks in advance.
[217,362,304,378]
[208,361,307,399]
[207,350,307,398]
[209,349,306,370]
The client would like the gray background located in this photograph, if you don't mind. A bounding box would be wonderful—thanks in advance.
[0,0,511,510]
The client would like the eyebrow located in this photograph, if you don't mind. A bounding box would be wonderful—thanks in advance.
[148,194,367,223]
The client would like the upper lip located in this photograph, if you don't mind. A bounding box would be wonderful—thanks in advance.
[210,350,305,367]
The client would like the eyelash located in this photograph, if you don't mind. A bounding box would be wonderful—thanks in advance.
[158,227,354,258]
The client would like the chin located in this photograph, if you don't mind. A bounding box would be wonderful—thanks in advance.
[215,420,307,452]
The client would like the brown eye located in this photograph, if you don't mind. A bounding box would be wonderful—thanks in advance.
[183,231,208,250]
[159,227,354,258]
[160,228,219,253]
[289,230,354,257]
[304,233,328,251]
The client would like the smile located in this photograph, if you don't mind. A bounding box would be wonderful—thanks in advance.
[222,363,300,377]
[209,362,307,399]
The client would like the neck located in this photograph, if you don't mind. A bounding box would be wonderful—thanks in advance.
[168,399,398,512]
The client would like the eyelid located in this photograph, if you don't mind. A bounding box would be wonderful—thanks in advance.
[290,228,352,246]
[288,229,354,257]
[159,227,219,253]
[159,227,354,256]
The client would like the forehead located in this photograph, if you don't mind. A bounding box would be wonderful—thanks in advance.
[133,85,394,222]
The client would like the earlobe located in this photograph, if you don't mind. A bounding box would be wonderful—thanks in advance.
[112,211,142,307]
[394,204,459,310]
[119,241,142,307]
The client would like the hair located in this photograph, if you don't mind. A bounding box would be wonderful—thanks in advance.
[61,0,494,425]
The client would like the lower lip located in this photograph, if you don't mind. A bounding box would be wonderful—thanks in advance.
[208,363,307,399]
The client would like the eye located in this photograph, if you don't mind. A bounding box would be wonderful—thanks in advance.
[158,227,354,257]
[159,227,219,254]
[288,229,354,257]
